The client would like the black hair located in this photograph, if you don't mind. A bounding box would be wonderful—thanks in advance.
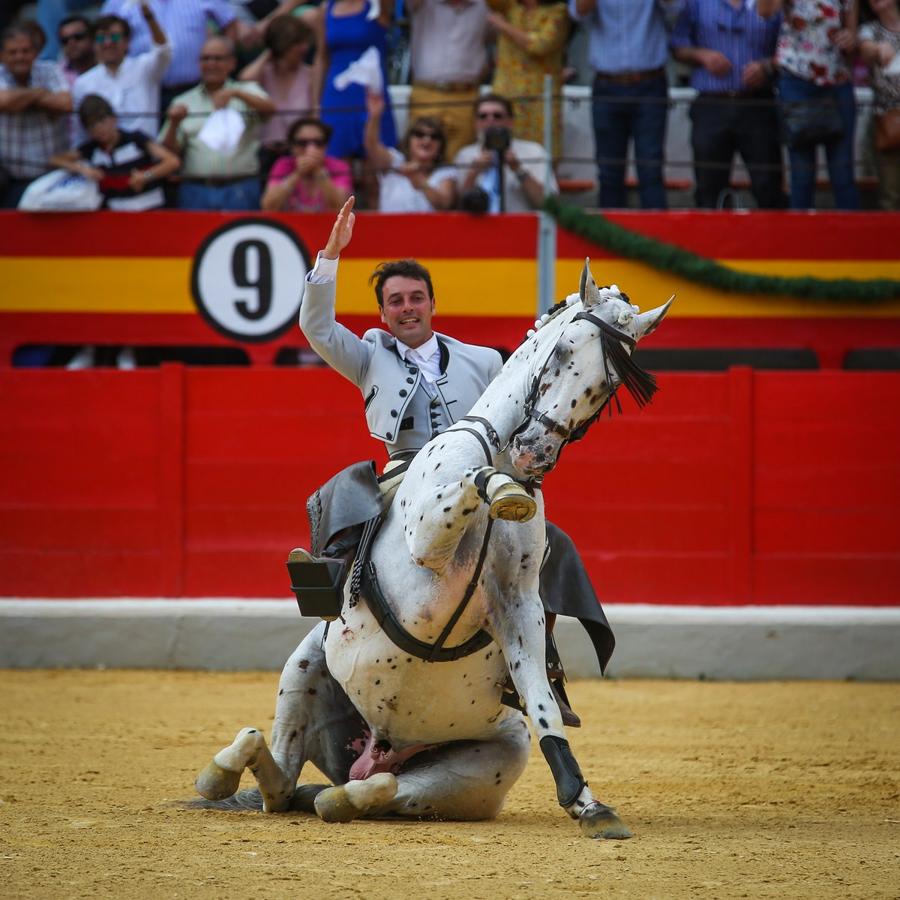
[79,93,115,128]
[369,260,435,308]
[475,92,515,118]
[94,15,131,39]
[402,116,447,165]
[57,15,92,38]
[265,15,313,58]
[1,24,36,50]
[286,116,333,145]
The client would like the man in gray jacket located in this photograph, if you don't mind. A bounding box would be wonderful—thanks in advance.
[300,198,504,459]
[289,197,614,725]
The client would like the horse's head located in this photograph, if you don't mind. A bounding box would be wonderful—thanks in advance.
[509,259,672,478]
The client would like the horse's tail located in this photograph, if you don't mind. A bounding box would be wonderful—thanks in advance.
[180,784,326,814]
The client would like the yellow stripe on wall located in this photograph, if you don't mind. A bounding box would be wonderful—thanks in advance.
[3,256,900,319]
[554,259,900,319]
[0,258,194,313]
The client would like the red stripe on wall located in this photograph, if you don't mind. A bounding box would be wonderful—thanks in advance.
[557,211,900,261]
[0,211,539,259]
[4,210,898,261]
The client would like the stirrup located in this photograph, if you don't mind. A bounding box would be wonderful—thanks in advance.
[286,548,345,621]
[489,482,537,523]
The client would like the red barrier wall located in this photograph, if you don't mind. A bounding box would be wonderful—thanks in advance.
[2,366,898,605]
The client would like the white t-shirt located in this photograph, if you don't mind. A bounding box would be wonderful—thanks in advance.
[73,43,172,143]
[378,146,455,212]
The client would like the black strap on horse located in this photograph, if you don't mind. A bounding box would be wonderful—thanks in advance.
[361,519,495,663]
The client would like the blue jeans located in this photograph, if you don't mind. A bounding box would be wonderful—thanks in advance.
[177,177,262,211]
[591,73,669,209]
[777,71,859,210]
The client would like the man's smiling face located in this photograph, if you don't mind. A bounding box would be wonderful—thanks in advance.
[379,275,435,349]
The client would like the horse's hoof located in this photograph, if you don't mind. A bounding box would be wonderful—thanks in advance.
[579,802,633,840]
[489,484,537,523]
[195,761,242,801]
[314,773,398,824]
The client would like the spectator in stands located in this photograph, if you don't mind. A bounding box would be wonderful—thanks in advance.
[568,0,681,209]
[408,0,490,162]
[261,116,352,210]
[364,89,457,210]
[57,15,95,89]
[51,93,180,210]
[758,0,860,209]
[0,23,72,208]
[73,7,171,144]
[160,36,275,210]
[235,0,319,48]
[100,0,239,110]
[487,0,569,158]
[454,92,557,211]
[35,0,93,61]
[239,15,314,174]
[312,0,397,160]
[671,0,786,209]
[859,0,900,210]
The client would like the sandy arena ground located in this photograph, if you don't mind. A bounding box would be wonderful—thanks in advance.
[0,670,897,899]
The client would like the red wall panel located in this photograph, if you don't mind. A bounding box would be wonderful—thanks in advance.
[2,366,898,605]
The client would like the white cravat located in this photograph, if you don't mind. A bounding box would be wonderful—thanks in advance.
[396,333,441,386]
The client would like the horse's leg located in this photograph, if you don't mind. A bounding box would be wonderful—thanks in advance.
[489,593,633,840]
[402,464,535,572]
[313,715,531,822]
[196,622,365,812]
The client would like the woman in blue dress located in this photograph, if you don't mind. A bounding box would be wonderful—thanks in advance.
[312,0,398,159]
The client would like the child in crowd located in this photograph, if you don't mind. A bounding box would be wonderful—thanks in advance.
[50,94,179,210]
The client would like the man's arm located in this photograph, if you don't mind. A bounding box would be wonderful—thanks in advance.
[570,0,595,20]
[30,88,74,115]
[213,83,277,116]
[0,88,45,113]
[299,197,373,387]
[508,143,557,209]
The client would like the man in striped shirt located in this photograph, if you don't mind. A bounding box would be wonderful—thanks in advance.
[671,0,786,208]
[568,0,683,209]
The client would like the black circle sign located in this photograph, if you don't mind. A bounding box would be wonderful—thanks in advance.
[191,218,311,342]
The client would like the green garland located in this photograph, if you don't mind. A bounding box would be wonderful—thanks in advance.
[544,197,900,302]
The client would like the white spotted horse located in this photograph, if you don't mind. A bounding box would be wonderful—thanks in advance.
[194,260,672,838]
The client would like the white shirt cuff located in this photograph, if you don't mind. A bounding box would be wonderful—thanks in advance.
[308,253,339,284]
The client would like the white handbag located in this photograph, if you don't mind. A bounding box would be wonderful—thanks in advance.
[18,169,103,212]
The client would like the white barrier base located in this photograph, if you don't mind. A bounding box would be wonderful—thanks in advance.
[1,599,898,680]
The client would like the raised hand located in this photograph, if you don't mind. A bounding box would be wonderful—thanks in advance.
[323,195,356,259]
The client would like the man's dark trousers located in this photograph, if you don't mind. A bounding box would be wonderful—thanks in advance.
[689,91,786,209]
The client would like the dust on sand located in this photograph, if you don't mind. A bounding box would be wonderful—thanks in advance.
[1,671,897,899]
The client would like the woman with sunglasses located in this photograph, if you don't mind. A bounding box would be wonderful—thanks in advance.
[363,91,456,211]
[261,116,353,211]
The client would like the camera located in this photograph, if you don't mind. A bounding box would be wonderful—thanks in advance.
[482,125,511,154]
[460,187,490,214]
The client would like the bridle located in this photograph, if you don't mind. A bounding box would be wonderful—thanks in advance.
[460,302,658,464]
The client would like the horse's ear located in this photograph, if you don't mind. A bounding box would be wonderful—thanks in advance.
[579,258,604,307]
[635,294,674,339]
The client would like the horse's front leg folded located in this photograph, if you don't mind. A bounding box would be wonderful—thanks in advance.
[489,595,633,840]
[401,466,488,572]
[402,461,539,572]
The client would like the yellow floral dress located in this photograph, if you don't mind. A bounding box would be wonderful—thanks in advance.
[489,0,569,158]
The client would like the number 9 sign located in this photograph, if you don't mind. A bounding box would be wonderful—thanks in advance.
[191,219,311,342]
